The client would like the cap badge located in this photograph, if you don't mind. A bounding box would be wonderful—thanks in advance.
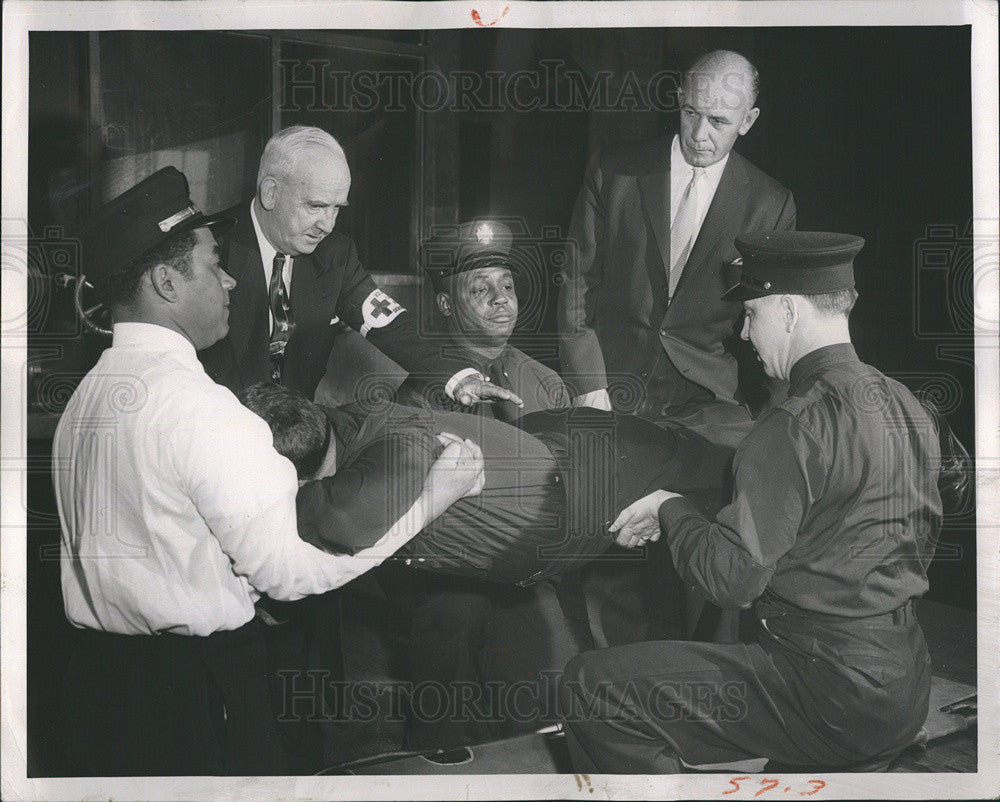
[476,223,494,244]
[158,203,199,232]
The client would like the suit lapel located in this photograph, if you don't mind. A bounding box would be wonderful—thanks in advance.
[671,152,749,302]
[289,252,320,325]
[224,207,269,370]
[637,140,672,279]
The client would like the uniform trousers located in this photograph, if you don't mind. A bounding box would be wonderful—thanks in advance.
[559,605,931,774]
[59,619,284,776]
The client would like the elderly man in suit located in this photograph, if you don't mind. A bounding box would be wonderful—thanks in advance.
[558,49,796,647]
[198,125,521,408]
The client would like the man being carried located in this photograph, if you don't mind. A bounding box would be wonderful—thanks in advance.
[241,384,734,587]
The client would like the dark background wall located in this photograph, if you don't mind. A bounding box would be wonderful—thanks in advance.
[25,25,975,776]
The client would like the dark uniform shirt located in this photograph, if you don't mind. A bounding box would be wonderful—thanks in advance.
[398,341,571,424]
[475,344,572,422]
[659,343,943,617]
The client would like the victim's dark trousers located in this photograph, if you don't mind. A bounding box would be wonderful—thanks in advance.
[376,561,494,750]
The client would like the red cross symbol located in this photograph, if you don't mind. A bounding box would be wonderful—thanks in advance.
[370,297,396,317]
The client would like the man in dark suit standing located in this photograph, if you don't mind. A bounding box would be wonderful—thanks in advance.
[559,50,795,443]
[557,50,796,647]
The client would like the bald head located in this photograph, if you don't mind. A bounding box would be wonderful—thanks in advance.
[686,50,759,107]
[678,50,761,168]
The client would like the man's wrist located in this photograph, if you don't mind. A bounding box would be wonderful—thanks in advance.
[657,494,703,533]
[445,368,484,400]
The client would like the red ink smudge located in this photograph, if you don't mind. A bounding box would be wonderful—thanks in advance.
[471,6,510,26]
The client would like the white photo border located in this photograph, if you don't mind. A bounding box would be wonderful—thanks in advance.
[2,1,997,800]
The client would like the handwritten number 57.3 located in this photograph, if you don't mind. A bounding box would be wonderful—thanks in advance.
[723,777,826,796]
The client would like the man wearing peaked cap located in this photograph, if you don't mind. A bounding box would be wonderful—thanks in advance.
[404,219,571,423]
[52,167,480,775]
[84,166,233,292]
[561,231,946,773]
[392,219,574,750]
[422,219,515,284]
[722,230,864,301]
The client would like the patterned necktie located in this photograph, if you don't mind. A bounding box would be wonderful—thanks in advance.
[669,167,704,299]
[268,253,295,382]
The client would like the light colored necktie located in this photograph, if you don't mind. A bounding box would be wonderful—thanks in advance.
[669,167,704,298]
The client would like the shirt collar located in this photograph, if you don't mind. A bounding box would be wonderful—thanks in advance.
[250,199,280,266]
[788,343,860,394]
[321,404,360,468]
[670,134,730,183]
[111,322,198,359]
[453,341,511,372]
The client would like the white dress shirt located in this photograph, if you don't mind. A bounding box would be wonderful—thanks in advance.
[669,134,729,249]
[54,322,423,636]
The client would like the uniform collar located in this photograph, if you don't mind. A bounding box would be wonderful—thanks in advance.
[452,341,512,373]
[788,343,860,394]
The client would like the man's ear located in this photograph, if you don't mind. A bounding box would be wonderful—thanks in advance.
[780,295,797,333]
[739,106,761,136]
[436,292,453,317]
[149,263,181,302]
[258,176,279,211]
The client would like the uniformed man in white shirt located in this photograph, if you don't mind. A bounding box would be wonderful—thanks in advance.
[53,166,484,775]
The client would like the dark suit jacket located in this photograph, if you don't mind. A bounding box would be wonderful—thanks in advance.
[295,404,732,585]
[558,136,796,418]
[198,201,448,400]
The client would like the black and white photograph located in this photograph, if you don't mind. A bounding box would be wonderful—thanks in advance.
[2,1,997,799]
